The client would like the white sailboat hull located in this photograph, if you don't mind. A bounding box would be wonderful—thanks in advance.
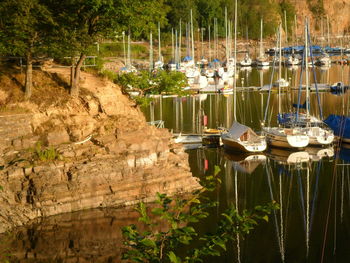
[306,127,334,146]
[222,136,267,153]
[263,127,309,149]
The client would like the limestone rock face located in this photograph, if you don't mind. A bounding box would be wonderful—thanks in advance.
[0,69,199,233]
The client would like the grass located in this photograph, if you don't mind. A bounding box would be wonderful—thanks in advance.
[86,42,149,59]
[34,142,61,162]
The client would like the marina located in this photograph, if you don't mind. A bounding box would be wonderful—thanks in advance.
[1,0,350,262]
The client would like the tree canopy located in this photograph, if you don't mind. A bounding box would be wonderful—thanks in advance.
[0,0,299,98]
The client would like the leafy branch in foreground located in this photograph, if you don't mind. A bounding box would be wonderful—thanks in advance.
[122,166,279,263]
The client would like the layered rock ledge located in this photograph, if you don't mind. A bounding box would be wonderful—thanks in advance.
[0,68,199,233]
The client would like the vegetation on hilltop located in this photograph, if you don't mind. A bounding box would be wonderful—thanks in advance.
[0,0,298,100]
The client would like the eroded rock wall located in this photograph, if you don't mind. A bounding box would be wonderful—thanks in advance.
[0,69,199,233]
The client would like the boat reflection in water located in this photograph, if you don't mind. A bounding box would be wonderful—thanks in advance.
[224,150,266,174]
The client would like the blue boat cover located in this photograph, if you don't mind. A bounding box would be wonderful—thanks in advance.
[324,115,350,139]
[338,147,350,163]
[292,102,307,109]
[183,56,193,62]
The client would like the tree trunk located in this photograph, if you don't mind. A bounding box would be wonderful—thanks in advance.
[70,53,86,97]
[24,52,33,100]
[70,58,75,89]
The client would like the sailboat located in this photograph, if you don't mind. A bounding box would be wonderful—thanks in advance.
[221,0,267,153]
[274,24,289,88]
[240,27,252,67]
[300,21,334,146]
[120,33,137,73]
[256,19,270,67]
[154,22,164,70]
[262,25,309,149]
[240,53,252,67]
[281,21,334,146]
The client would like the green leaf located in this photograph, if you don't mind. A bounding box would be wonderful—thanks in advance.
[213,238,226,251]
[263,215,269,222]
[214,165,221,176]
[168,251,181,263]
[151,207,164,215]
[221,213,234,224]
[140,238,156,247]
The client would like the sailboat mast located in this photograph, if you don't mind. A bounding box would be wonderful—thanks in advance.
[149,31,153,72]
[122,31,126,66]
[225,7,228,62]
[191,9,195,63]
[171,28,174,61]
[278,27,281,115]
[305,20,310,118]
[158,22,161,61]
[294,15,297,46]
[327,15,330,46]
[260,19,263,57]
[209,24,211,62]
[284,10,288,44]
[233,0,237,121]
[179,19,182,63]
[175,30,178,64]
[279,24,282,81]
[127,33,131,67]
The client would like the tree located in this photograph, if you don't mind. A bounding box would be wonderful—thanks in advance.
[115,0,169,40]
[47,0,118,97]
[165,0,198,29]
[0,0,54,99]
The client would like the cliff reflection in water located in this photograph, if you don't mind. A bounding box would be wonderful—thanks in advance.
[0,207,142,262]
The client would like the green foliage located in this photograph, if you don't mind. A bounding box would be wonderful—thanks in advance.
[34,142,61,162]
[307,0,325,17]
[115,71,188,96]
[114,0,169,40]
[133,96,153,107]
[279,0,296,41]
[0,0,54,57]
[122,166,279,262]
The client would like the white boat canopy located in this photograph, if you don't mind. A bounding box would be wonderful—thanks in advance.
[226,121,260,141]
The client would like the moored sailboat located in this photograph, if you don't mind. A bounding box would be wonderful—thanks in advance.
[221,0,267,153]
[256,19,270,67]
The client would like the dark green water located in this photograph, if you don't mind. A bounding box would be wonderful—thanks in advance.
[1,65,350,262]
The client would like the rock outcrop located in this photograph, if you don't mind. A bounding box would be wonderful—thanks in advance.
[0,68,199,233]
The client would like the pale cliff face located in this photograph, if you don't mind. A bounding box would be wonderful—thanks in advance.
[292,0,350,37]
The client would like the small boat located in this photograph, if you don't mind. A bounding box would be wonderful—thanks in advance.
[222,122,267,153]
[240,53,252,66]
[256,56,270,67]
[330,82,349,93]
[285,55,300,65]
[317,52,331,66]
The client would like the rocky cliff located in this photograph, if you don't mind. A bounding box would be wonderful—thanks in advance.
[0,67,199,233]
[292,0,350,37]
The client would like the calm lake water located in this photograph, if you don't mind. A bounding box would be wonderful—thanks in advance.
[1,65,350,262]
